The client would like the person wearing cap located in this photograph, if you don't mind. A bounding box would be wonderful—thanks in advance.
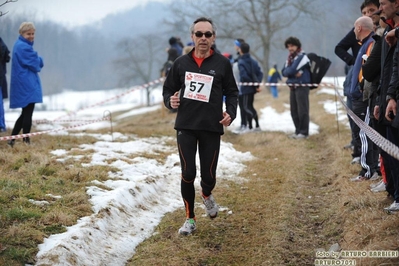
[162,17,238,235]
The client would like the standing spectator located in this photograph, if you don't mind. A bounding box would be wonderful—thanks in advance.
[348,16,379,182]
[168,36,183,56]
[238,42,263,131]
[8,22,44,147]
[382,0,399,211]
[267,64,282,98]
[371,0,399,211]
[362,16,387,191]
[163,17,238,235]
[0,37,10,132]
[232,38,248,133]
[282,36,311,139]
[160,48,179,78]
[335,0,380,151]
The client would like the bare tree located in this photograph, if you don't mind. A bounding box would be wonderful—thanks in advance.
[114,33,164,106]
[0,0,17,17]
[167,0,320,77]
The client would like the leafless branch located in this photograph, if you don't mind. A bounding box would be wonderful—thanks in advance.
[0,0,18,17]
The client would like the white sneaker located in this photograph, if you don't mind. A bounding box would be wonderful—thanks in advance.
[292,133,308,139]
[370,179,383,189]
[233,125,249,134]
[351,157,360,165]
[384,202,399,212]
[178,218,196,235]
[201,194,218,219]
[369,172,379,181]
[370,181,386,193]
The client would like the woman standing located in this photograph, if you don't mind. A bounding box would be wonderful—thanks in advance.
[8,22,43,147]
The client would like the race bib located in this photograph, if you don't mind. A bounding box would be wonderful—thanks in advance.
[183,71,213,103]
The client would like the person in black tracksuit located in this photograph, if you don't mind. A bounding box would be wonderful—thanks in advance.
[348,17,378,181]
[163,17,238,235]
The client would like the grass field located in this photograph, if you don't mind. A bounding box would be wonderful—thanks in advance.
[1,84,399,265]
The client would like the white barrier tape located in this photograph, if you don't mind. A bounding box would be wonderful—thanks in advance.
[238,82,335,87]
[52,78,166,121]
[50,79,328,122]
[0,116,110,142]
[32,119,104,124]
[334,86,399,161]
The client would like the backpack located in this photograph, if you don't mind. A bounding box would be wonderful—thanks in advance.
[160,60,173,78]
[306,53,331,89]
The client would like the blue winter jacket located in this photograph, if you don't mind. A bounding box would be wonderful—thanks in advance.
[349,32,374,101]
[238,53,263,95]
[281,52,311,87]
[10,35,43,109]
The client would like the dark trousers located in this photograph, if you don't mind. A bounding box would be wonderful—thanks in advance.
[290,86,309,135]
[351,99,367,158]
[351,99,378,177]
[11,103,35,138]
[177,129,220,218]
[242,93,259,129]
[238,95,246,127]
[385,126,399,202]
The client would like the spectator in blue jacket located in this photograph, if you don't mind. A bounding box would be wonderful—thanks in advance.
[8,22,44,147]
[282,36,311,139]
[238,42,263,132]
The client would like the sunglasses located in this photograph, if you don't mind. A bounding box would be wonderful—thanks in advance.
[194,31,213,38]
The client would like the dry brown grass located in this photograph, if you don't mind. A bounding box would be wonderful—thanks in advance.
[1,85,399,265]
[127,87,399,266]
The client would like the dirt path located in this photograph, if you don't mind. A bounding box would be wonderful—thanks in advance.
[127,89,399,265]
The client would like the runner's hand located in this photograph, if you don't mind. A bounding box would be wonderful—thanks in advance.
[170,91,180,109]
[220,112,232,126]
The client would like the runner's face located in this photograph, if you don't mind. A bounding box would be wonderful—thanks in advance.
[191,21,215,53]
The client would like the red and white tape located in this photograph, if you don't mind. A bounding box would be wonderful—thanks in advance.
[238,82,335,87]
[0,116,110,142]
[334,85,399,161]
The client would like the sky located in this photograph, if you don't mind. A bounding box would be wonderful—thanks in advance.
[4,0,171,28]
[1,77,347,265]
